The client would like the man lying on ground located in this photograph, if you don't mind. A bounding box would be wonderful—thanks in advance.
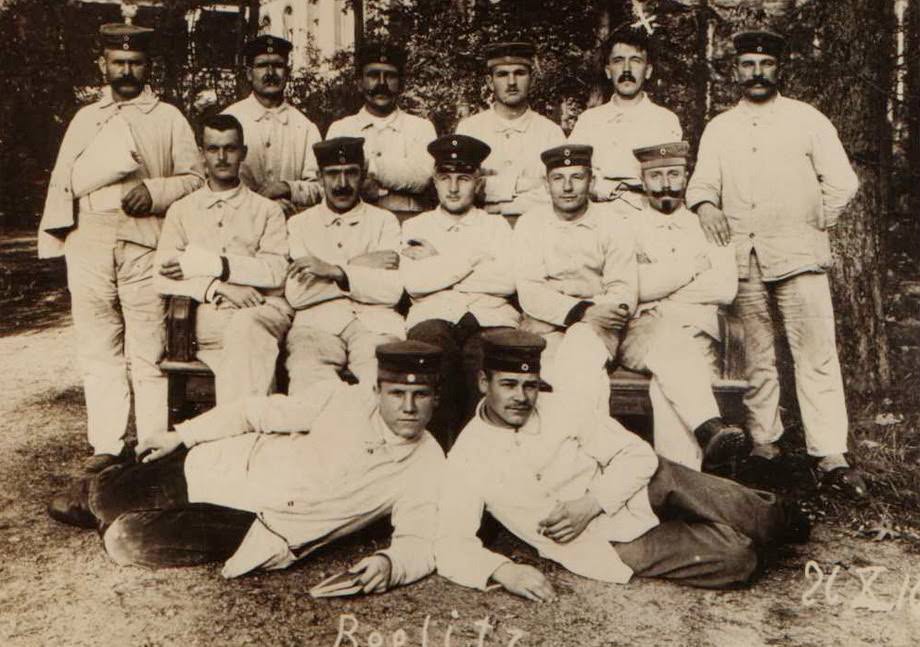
[436,330,809,600]
[47,341,446,592]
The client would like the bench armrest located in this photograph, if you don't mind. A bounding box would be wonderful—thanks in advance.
[165,295,197,362]
[717,309,745,381]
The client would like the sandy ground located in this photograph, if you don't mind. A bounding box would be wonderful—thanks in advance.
[0,319,919,646]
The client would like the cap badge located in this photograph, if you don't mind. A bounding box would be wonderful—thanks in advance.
[564,159,571,166]
[381,54,388,63]
[757,45,763,52]
[660,147,668,156]
[407,374,416,383]
[267,46,274,54]
[521,363,529,371]
[452,139,458,146]
[563,148,571,156]
[451,152,457,159]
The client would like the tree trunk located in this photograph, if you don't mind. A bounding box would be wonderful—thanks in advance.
[908,0,920,232]
[815,0,893,394]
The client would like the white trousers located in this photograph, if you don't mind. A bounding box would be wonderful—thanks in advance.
[64,212,166,455]
[620,313,721,470]
[196,299,292,405]
[733,255,848,457]
[539,322,619,418]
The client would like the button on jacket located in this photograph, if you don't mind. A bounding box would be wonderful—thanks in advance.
[285,201,405,337]
[685,94,859,280]
[626,204,737,339]
[155,183,289,303]
[436,395,659,589]
[39,85,204,258]
[223,94,323,208]
[568,94,682,196]
[401,207,519,330]
[327,107,436,212]
[514,203,638,328]
[455,108,565,215]
[175,381,446,579]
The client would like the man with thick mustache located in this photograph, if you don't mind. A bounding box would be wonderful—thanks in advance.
[568,28,681,207]
[513,144,636,413]
[223,35,323,217]
[47,341,445,590]
[455,42,565,217]
[686,31,864,497]
[283,137,405,393]
[619,142,747,471]
[436,330,808,599]
[153,114,292,406]
[327,42,436,221]
[38,24,203,473]
[401,134,519,449]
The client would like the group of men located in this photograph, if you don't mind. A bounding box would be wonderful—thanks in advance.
[43,20,861,598]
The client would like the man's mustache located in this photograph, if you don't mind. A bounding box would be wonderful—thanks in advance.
[649,188,684,199]
[113,76,140,87]
[261,74,282,85]
[369,87,394,98]
[742,76,776,89]
[332,187,355,197]
[618,71,637,84]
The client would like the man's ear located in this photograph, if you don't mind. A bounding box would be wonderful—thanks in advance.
[644,62,653,82]
[486,72,495,94]
[98,55,107,78]
[245,65,254,85]
[588,170,597,195]
[477,370,489,396]
[240,144,248,162]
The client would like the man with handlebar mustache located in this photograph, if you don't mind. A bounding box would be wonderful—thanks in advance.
[618,141,749,472]
[327,42,437,221]
[568,27,682,208]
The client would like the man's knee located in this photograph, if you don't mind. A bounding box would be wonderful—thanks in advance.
[102,514,148,567]
[408,319,455,349]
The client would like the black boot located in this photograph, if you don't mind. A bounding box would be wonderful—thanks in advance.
[694,418,752,467]
[47,477,97,529]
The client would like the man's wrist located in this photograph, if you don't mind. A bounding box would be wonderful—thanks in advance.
[690,200,716,215]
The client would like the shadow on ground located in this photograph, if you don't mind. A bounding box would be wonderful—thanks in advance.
[0,230,69,337]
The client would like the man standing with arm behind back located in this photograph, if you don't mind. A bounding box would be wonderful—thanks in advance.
[686,30,864,497]
[223,35,323,217]
[39,23,203,474]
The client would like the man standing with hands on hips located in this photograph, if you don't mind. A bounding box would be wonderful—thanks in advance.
[686,30,864,497]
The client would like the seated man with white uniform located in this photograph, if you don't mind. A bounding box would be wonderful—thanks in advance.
[47,341,446,593]
[402,134,519,450]
[284,137,404,393]
[620,142,750,471]
[155,114,291,405]
[436,330,808,600]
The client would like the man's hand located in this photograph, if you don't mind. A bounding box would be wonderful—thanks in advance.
[360,175,384,203]
[583,302,629,331]
[349,250,400,270]
[692,252,712,278]
[215,283,265,309]
[491,563,556,603]
[122,183,153,216]
[137,430,184,463]
[288,253,345,283]
[159,257,184,280]
[538,495,603,544]
[696,203,731,247]
[401,238,438,261]
[260,180,292,201]
[276,198,297,218]
[349,554,392,594]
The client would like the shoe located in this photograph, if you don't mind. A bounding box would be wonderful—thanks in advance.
[47,479,97,529]
[819,466,869,500]
[83,448,131,474]
[779,499,812,544]
[696,421,752,467]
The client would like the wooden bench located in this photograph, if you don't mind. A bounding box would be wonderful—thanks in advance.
[160,295,748,427]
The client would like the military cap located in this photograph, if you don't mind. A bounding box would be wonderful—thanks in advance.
[357,41,407,71]
[733,30,786,58]
[633,141,690,170]
[242,34,293,63]
[376,340,442,385]
[481,330,546,374]
[483,41,535,68]
[428,135,491,173]
[313,137,365,168]
[99,23,154,53]
[541,144,593,171]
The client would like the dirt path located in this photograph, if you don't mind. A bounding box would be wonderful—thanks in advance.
[1,323,919,646]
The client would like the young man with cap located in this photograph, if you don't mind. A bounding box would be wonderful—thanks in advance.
[47,340,445,590]
[327,42,437,220]
[401,134,519,450]
[620,141,747,470]
[38,23,204,473]
[686,31,864,497]
[154,114,292,406]
[436,330,808,599]
[513,144,637,412]
[223,35,323,217]
[568,28,682,208]
[284,136,404,393]
[455,41,565,217]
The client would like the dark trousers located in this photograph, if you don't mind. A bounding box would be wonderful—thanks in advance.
[89,451,255,568]
[615,458,788,588]
[407,314,513,451]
